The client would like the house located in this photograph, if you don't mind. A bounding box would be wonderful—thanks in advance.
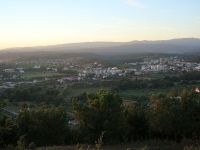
[195,87,200,93]
[135,71,142,76]
[63,67,69,71]
[33,80,38,84]
[65,76,78,81]
[4,69,15,73]
[33,65,40,69]
[68,119,79,126]
[16,68,25,73]
[3,82,16,88]
[57,79,64,84]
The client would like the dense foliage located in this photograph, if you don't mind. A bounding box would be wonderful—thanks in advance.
[0,89,200,148]
[17,106,68,146]
[0,101,17,147]
[1,85,65,105]
[149,90,200,141]
[72,89,200,143]
[73,90,125,143]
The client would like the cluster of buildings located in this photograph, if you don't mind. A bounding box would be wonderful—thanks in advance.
[57,63,129,82]
[128,57,200,74]
[78,67,127,80]
[4,68,25,73]
[57,57,200,82]
[2,56,200,86]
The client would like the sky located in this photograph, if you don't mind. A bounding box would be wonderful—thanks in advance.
[0,0,200,49]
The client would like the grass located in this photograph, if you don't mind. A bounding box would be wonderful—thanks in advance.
[119,89,148,98]
[118,82,199,101]
[119,88,171,100]
[130,73,167,80]
[65,84,178,101]
[66,87,110,98]
[17,63,50,68]
[21,72,65,79]
[36,140,200,150]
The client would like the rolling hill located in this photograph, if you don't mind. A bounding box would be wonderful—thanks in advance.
[1,38,200,55]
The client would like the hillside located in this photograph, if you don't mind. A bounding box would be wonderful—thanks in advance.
[1,38,200,54]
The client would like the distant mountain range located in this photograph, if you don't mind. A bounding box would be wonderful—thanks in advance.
[1,38,200,54]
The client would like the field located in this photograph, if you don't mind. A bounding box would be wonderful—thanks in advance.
[119,88,172,100]
[21,72,65,79]
[65,87,159,101]
[65,87,110,98]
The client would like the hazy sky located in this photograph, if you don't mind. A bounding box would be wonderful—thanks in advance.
[0,0,200,49]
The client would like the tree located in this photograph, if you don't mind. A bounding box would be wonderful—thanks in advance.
[73,90,125,143]
[17,106,68,146]
[148,89,200,140]
[148,93,183,140]
[0,101,17,147]
[179,89,200,139]
[125,102,149,141]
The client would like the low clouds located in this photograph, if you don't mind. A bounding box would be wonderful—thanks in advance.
[125,0,145,9]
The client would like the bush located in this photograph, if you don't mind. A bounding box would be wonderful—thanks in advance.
[17,106,68,146]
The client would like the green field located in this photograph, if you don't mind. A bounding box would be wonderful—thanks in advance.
[119,88,170,100]
[66,87,110,98]
[22,72,65,79]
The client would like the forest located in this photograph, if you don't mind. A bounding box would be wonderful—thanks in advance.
[1,89,200,149]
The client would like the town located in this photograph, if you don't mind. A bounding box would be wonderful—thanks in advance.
[1,56,200,89]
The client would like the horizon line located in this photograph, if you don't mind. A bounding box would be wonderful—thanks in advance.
[0,37,199,51]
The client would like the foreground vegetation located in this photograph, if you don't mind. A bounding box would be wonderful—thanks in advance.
[1,56,200,149]
[37,142,200,150]
[1,88,200,149]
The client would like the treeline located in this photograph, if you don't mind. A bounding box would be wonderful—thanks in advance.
[117,78,173,90]
[2,71,200,105]
[1,89,200,148]
[0,105,68,148]
[117,71,200,90]
[164,71,200,83]
[0,85,65,105]
[72,90,200,143]
[76,77,174,90]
